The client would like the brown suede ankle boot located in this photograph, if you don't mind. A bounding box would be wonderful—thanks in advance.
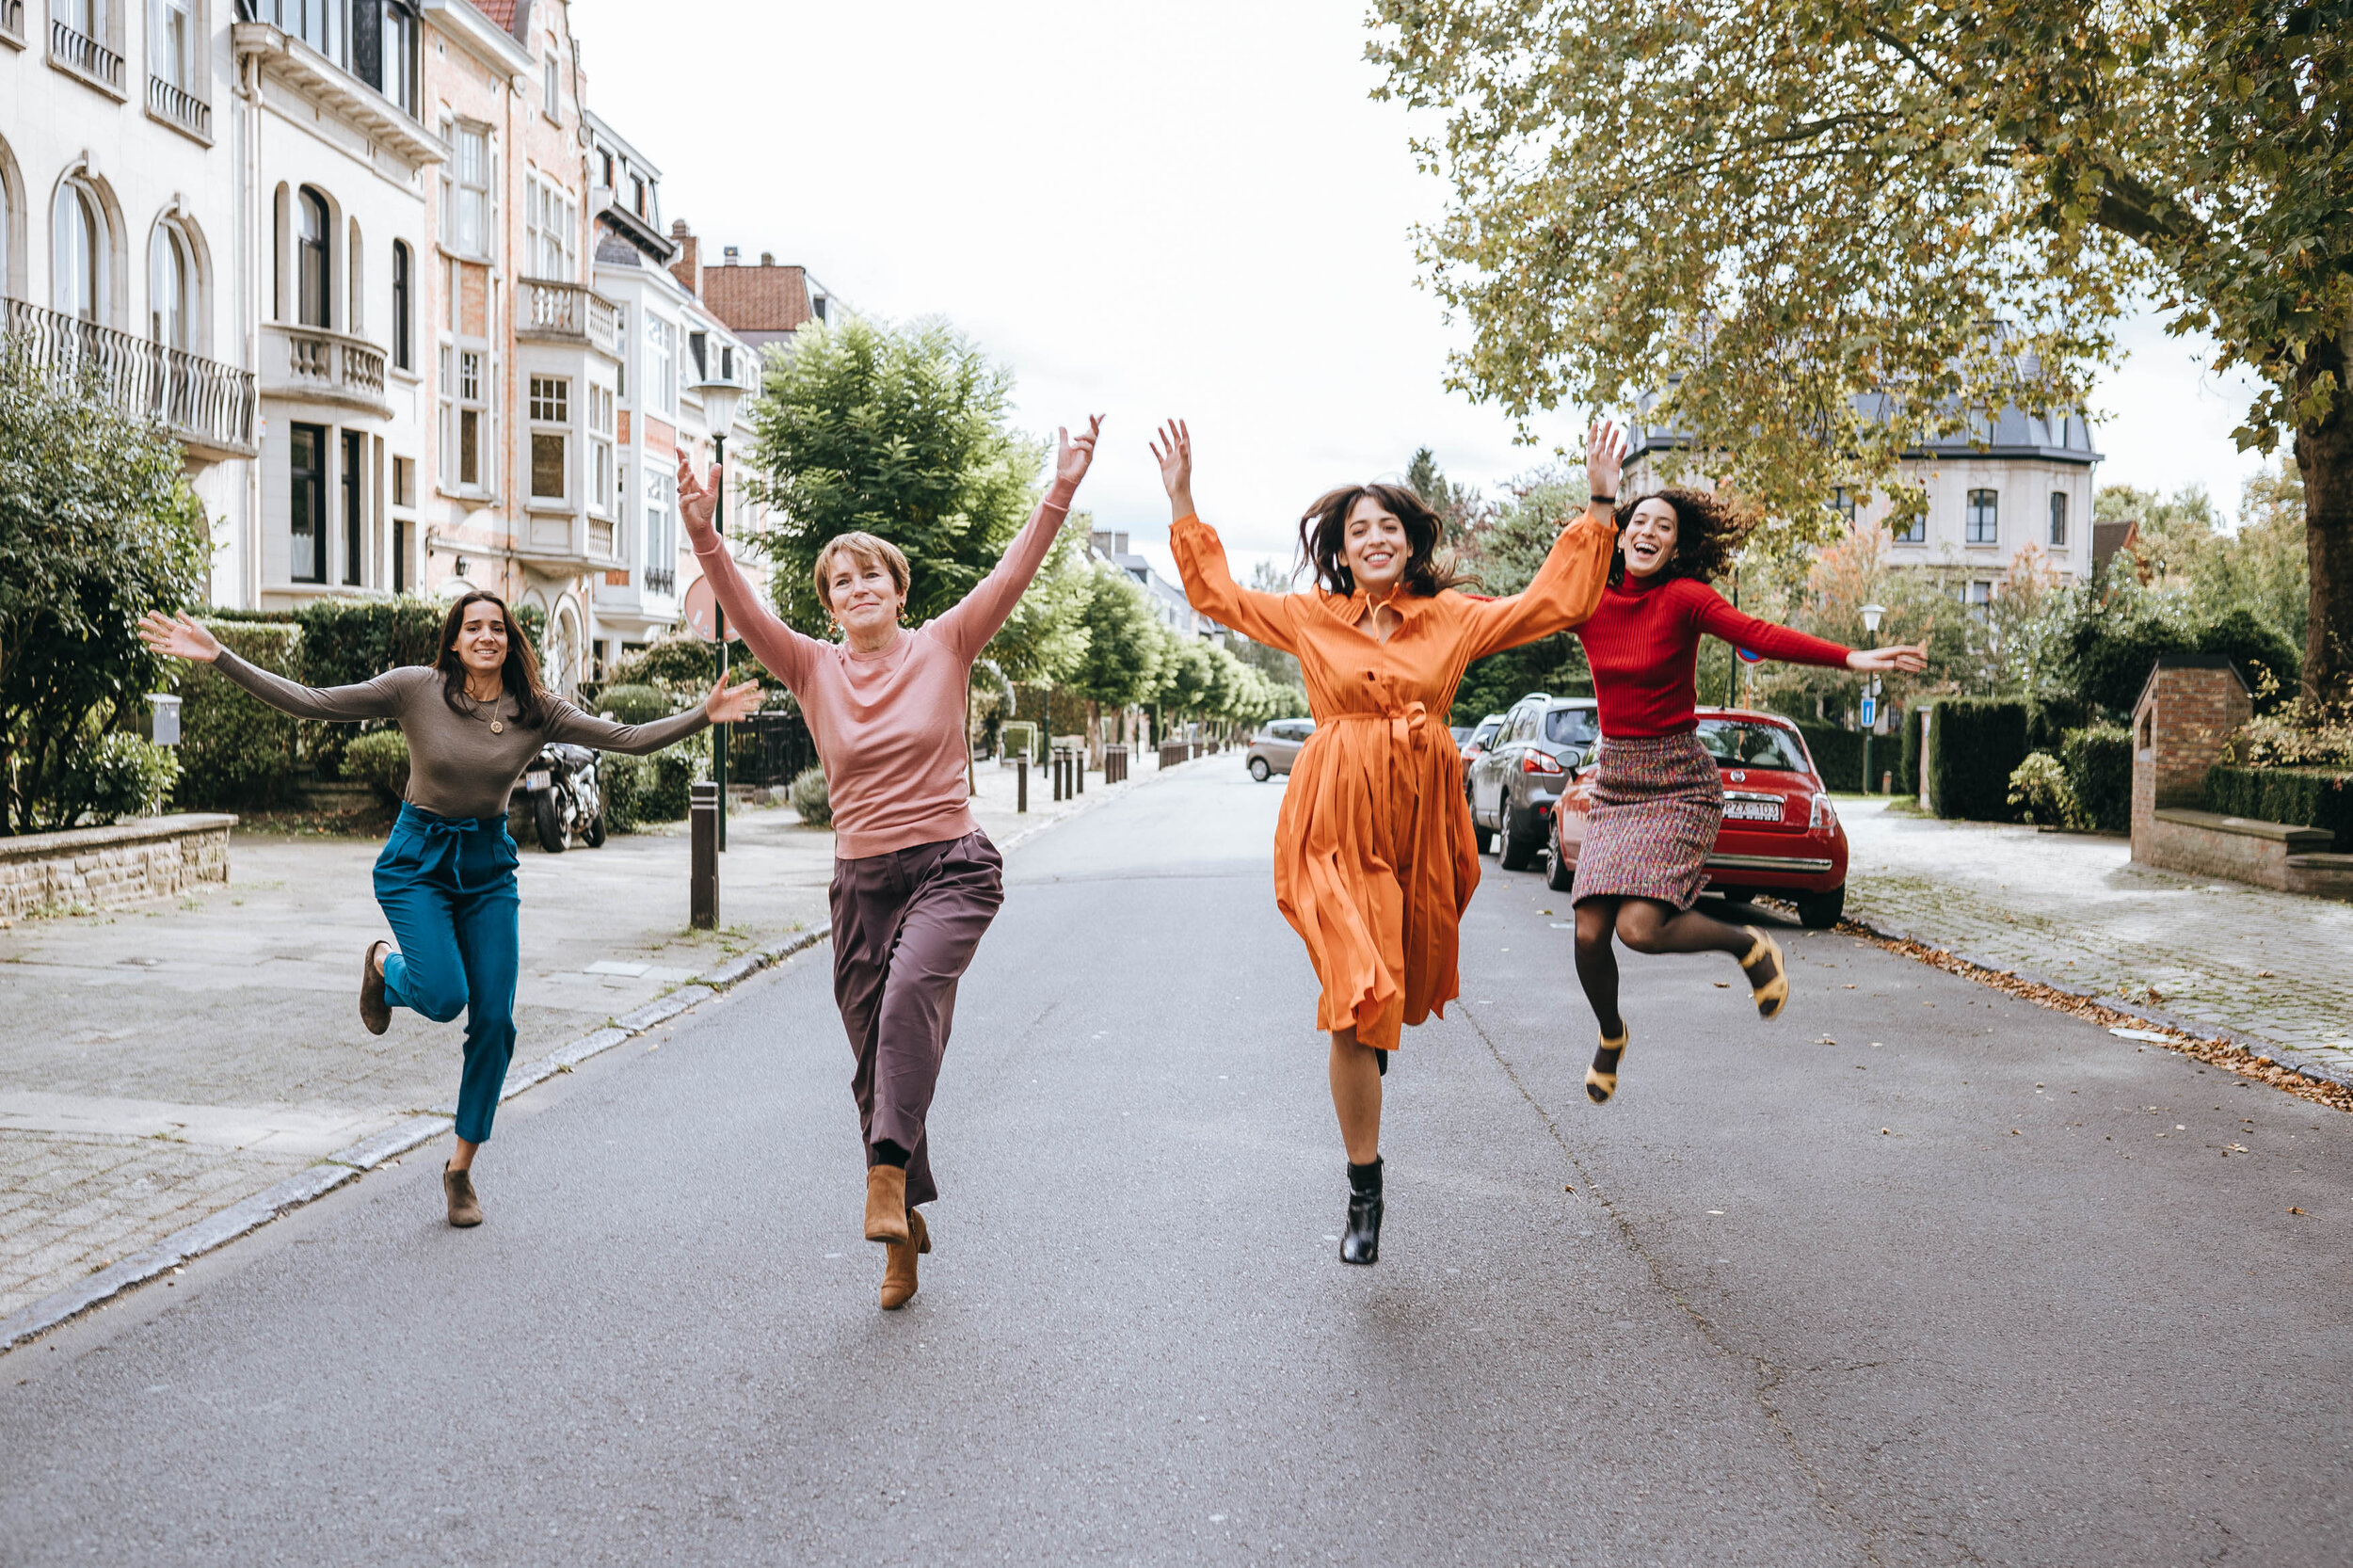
[880,1209,930,1310]
[442,1161,483,1227]
[863,1164,910,1245]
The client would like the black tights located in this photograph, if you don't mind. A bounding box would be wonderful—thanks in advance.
[1573,895,1757,1036]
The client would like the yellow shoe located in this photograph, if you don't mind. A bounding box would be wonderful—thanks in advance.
[1585,1027,1628,1104]
[1741,928,1789,1020]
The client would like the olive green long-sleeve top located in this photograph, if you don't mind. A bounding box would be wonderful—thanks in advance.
[213,651,711,821]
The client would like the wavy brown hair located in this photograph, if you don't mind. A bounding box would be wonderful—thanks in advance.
[1296,482,1474,599]
[437,591,550,728]
[1609,488,1758,588]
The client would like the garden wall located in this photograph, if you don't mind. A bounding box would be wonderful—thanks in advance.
[0,814,236,920]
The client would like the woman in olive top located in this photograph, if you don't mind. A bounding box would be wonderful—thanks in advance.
[137,592,761,1227]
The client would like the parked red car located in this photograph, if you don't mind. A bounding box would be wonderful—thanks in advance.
[1542,707,1850,928]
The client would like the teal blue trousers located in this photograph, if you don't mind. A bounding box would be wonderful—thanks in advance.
[373,803,521,1145]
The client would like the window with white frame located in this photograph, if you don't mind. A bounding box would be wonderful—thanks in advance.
[148,220,192,349]
[541,41,559,121]
[645,312,676,417]
[524,175,576,280]
[2048,490,2069,549]
[440,345,489,490]
[587,382,615,517]
[529,375,568,502]
[643,461,674,584]
[442,121,490,259]
[1827,487,1857,525]
[1965,488,1999,545]
[154,0,197,91]
[52,180,106,324]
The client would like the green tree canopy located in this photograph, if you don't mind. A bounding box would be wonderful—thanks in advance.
[1373,0,2353,702]
[0,350,210,833]
[1067,566,1165,713]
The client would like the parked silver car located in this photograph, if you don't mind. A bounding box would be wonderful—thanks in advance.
[1246,717,1315,781]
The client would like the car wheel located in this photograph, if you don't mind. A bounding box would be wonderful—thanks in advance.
[1795,885,1846,929]
[534,792,568,854]
[1249,757,1272,782]
[1498,807,1540,872]
[1545,841,1577,892]
[1473,820,1496,855]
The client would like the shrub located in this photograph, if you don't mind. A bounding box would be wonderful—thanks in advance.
[608,635,779,701]
[2205,766,2353,850]
[2222,699,2353,769]
[173,623,304,809]
[1898,702,1925,798]
[2195,607,2300,715]
[2008,751,2089,830]
[62,731,182,825]
[2059,725,2134,834]
[600,752,646,833]
[788,764,831,826]
[631,743,701,824]
[343,728,410,806]
[1792,722,1865,792]
[1927,697,2029,820]
[596,682,672,725]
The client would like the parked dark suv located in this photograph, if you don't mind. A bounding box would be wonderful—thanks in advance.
[1465,694,1600,870]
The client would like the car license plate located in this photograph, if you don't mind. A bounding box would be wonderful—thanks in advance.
[525,771,551,791]
[1725,798,1782,822]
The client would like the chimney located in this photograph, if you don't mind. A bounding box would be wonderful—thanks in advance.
[723,246,740,265]
[668,218,700,298]
[760,250,775,265]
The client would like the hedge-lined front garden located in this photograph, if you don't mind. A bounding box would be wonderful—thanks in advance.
[1927,698,2030,820]
[2205,766,2353,850]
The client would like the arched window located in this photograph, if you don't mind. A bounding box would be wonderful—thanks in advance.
[391,239,412,369]
[52,181,104,323]
[296,186,329,328]
[149,221,193,349]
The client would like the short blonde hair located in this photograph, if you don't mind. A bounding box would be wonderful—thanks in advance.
[812,532,911,612]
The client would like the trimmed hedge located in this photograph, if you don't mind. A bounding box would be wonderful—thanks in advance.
[2205,766,2353,850]
[1899,703,1924,798]
[1793,722,1865,792]
[2059,725,2133,834]
[1927,698,2029,821]
[174,622,303,809]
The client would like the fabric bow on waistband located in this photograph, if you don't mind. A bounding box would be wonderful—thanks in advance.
[410,812,495,893]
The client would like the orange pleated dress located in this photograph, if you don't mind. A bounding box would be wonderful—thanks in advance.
[1170,513,1617,1050]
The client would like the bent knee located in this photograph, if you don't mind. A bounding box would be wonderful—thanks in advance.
[407,980,469,1023]
[1614,916,1668,953]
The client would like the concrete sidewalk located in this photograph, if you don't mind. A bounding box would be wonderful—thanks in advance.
[0,750,1152,1321]
[1840,799,2353,1080]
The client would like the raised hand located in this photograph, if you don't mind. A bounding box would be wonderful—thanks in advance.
[1056,414,1105,488]
[702,675,765,724]
[1586,417,1629,512]
[136,610,223,664]
[677,454,720,537]
[1149,419,1193,518]
[1847,640,1930,675]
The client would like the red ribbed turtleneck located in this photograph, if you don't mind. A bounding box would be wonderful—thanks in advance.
[1575,574,1851,739]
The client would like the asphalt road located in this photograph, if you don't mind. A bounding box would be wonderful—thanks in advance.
[5,765,2349,1566]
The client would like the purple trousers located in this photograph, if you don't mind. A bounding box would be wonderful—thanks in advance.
[828,829,1005,1208]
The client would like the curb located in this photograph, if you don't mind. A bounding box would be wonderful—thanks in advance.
[1842,903,2353,1094]
[0,759,1191,1353]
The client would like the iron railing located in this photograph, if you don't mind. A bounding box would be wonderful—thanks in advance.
[729,712,818,789]
[518,279,623,357]
[4,298,256,454]
[644,566,677,596]
[147,72,211,138]
[50,17,122,90]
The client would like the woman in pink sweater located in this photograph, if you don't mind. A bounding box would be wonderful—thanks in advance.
[677,416,1099,1310]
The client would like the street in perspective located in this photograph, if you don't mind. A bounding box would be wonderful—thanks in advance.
[5,0,2351,1563]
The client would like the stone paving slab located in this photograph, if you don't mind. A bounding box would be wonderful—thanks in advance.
[1840,800,2353,1080]
[0,752,1148,1321]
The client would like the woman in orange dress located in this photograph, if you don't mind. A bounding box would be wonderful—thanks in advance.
[1153,418,1626,1264]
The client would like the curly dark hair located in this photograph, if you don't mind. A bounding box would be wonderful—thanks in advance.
[1609,488,1757,588]
[1296,482,1475,599]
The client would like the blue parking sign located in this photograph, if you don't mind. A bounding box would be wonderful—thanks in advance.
[1860,696,1877,727]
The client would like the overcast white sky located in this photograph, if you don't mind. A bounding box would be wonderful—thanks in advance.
[575,0,2278,579]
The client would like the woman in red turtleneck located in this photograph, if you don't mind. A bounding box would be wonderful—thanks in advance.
[1568,487,1926,1106]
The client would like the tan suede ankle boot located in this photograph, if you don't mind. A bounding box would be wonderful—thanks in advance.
[442,1161,483,1228]
[880,1209,930,1310]
[863,1164,910,1245]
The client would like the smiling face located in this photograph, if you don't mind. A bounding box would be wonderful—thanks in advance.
[824,554,907,639]
[1620,497,1681,579]
[453,601,510,678]
[1342,495,1412,595]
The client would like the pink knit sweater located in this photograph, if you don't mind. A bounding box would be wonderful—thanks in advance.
[689,478,1077,859]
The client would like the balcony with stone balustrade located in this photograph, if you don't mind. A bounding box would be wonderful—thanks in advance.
[260,324,390,419]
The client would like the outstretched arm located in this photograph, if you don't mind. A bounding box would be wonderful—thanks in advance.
[1689,590,1926,673]
[679,456,824,691]
[1153,419,1302,653]
[137,611,407,721]
[545,675,759,755]
[935,415,1102,663]
[1462,418,1626,660]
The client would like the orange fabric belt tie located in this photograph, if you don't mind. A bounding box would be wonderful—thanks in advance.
[1328,703,1436,872]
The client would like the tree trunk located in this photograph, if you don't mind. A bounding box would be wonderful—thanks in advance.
[2298,334,2353,706]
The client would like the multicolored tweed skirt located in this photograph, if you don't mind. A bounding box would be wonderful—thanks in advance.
[1568,731,1724,911]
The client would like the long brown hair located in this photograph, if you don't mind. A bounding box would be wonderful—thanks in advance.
[1296,482,1473,599]
[1609,488,1757,588]
[438,591,550,728]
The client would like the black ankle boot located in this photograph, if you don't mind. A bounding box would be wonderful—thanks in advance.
[1340,1158,1384,1265]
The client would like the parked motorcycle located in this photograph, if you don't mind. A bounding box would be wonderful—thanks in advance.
[521,741,607,853]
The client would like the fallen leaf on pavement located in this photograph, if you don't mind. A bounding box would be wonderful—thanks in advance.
[2290,1207,2308,1215]
[1880,1128,1891,1135]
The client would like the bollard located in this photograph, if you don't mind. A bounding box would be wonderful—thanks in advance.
[1017,754,1029,813]
[1076,749,1085,794]
[690,780,719,930]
